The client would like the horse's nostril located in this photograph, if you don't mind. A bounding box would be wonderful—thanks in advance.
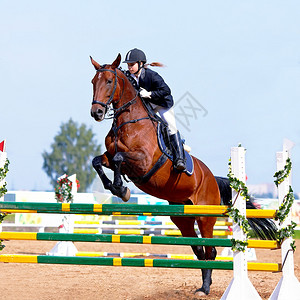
[97,108,103,114]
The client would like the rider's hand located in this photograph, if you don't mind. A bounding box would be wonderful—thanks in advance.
[139,88,152,99]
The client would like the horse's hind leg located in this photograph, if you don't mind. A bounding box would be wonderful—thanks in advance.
[170,215,215,296]
[194,216,217,296]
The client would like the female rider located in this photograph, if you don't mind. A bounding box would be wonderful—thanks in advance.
[123,48,186,171]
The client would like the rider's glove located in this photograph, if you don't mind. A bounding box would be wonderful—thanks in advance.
[139,88,152,99]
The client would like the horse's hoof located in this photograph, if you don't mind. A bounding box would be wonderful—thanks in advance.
[122,187,131,202]
[194,288,208,298]
[194,291,207,298]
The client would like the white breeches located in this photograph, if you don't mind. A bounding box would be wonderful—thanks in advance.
[151,104,177,135]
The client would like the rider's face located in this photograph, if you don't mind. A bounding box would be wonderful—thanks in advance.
[127,62,140,75]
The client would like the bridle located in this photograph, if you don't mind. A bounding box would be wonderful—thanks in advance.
[91,67,119,110]
[91,66,142,119]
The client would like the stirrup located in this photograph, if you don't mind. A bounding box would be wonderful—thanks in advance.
[174,159,186,171]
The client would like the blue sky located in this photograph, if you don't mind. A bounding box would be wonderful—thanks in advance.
[1,1,300,193]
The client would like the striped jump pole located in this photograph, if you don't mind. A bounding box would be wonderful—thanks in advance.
[72,228,232,237]
[0,202,276,218]
[73,219,232,229]
[0,202,228,216]
[73,252,281,272]
[0,231,278,249]
[73,220,232,226]
[0,254,234,270]
[270,148,300,299]
[0,232,232,247]
[0,254,281,272]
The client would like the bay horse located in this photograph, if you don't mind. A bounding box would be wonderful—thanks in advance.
[90,54,277,296]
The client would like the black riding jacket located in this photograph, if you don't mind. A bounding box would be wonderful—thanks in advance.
[137,68,174,108]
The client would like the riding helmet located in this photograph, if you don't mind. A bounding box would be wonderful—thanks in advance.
[123,48,147,63]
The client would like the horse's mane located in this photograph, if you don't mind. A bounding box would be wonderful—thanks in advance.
[118,67,139,90]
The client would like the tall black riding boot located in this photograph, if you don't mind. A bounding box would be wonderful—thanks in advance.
[170,131,186,171]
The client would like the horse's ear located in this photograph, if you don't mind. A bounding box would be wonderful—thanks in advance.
[90,56,101,70]
[111,53,121,69]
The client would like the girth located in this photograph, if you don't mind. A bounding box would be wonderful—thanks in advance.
[128,153,168,185]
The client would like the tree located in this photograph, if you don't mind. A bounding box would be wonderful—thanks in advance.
[42,119,101,192]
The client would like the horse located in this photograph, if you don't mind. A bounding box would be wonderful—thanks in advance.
[90,54,277,296]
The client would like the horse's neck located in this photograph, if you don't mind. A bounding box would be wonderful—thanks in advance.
[110,74,160,163]
[115,79,149,124]
[113,78,158,148]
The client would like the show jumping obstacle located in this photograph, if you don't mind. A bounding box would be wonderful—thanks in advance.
[0,146,299,299]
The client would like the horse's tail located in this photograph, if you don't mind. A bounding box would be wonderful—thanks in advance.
[215,176,277,240]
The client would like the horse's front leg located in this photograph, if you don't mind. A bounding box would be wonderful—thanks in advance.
[111,152,131,202]
[92,152,130,202]
[92,153,114,191]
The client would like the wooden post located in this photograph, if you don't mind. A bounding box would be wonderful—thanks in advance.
[221,147,261,300]
[269,150,300,299]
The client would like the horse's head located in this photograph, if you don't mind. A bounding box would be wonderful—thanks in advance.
[90,54,122,122]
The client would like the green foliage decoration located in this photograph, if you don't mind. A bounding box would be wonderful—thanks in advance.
[276,222,297,251]
[231,239,248,252]
[227,160,251,202]
[275,185,295,224]
[227,156,251,252]
[273,157,292,187]
[0,159,9,198]
[274,157,296,250]
[0,158,9,251]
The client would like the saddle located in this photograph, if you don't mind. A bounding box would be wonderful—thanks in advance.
[157,123,194,176]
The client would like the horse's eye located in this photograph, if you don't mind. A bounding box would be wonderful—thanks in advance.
[107,79,113,85]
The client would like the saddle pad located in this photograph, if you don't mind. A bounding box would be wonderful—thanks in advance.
[157,123,194,176]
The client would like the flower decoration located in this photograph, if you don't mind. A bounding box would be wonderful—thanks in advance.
[55,176,80,203]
